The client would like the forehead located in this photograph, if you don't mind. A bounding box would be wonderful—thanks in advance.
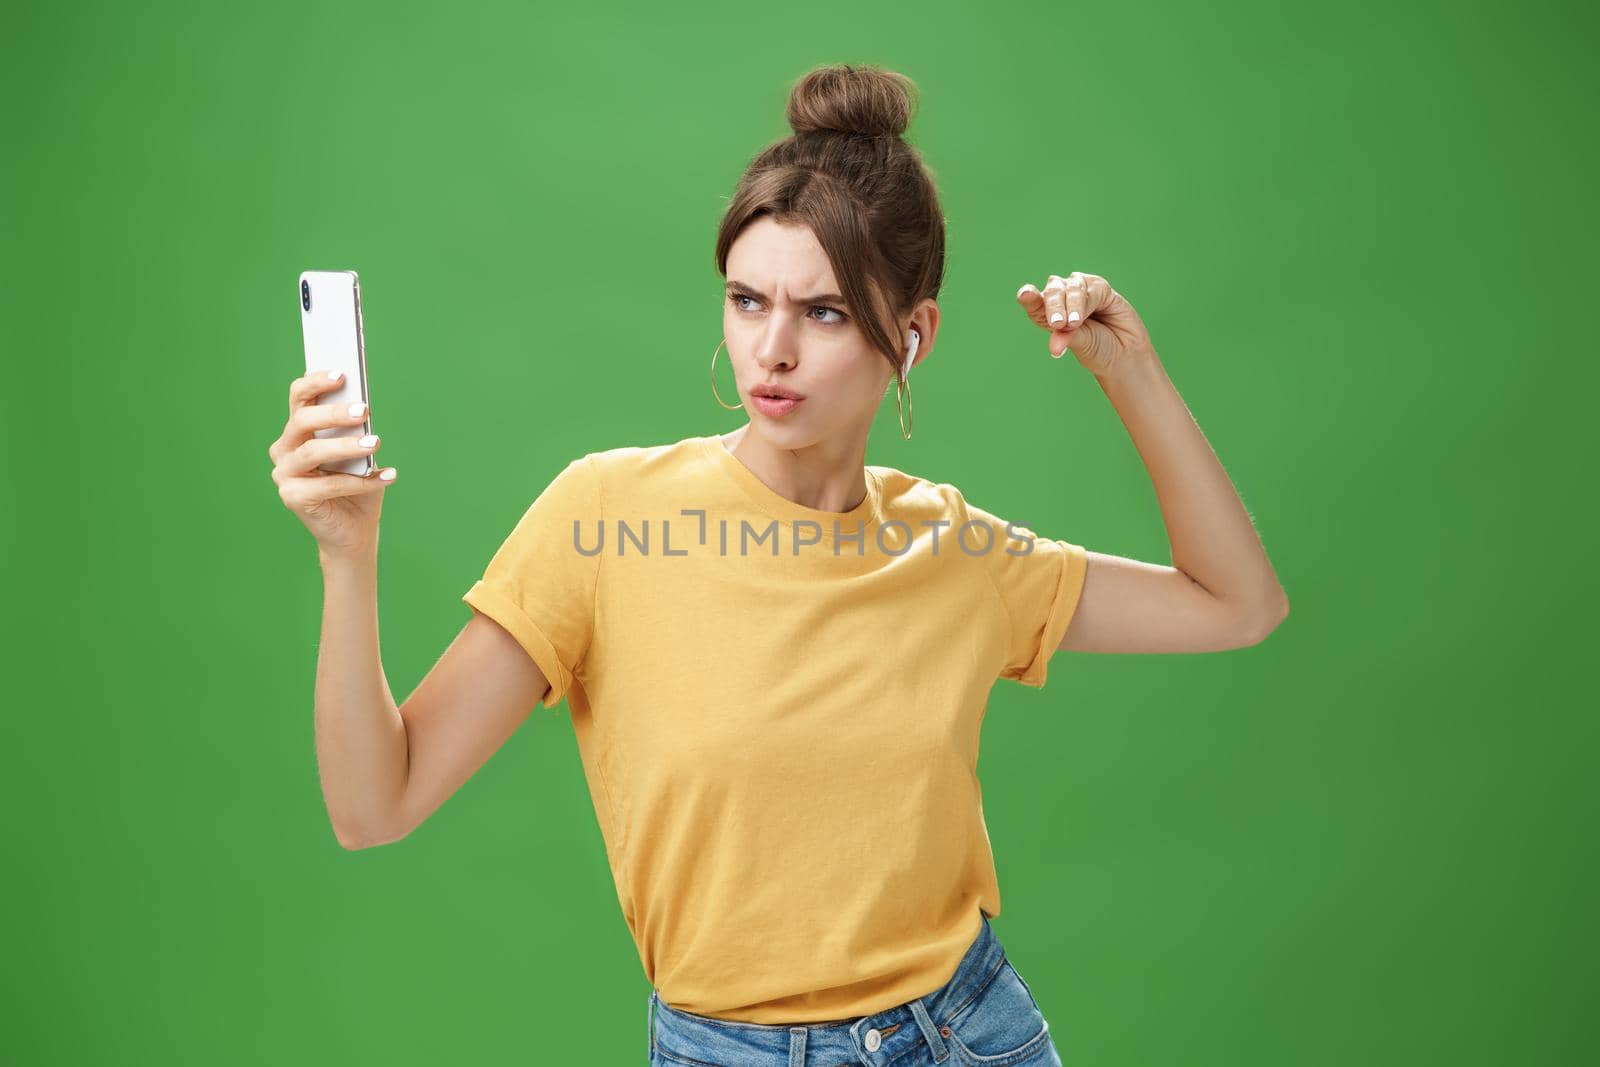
[726,217,839,294]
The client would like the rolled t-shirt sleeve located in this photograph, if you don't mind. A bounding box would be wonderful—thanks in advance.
[462,454,602,709]
[965,499,1089,688]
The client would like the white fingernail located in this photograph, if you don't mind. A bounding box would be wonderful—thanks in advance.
[379,468,396,481]
[328,370,343,381]
[348,402,366,417]
[1068,311,1080,324]
[359,434,378,447]
[1049,312,1064,325]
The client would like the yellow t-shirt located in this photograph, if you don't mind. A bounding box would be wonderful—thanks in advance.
[461,433,1088,1024]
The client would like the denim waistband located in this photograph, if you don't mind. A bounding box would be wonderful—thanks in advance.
[648,911,1005,1066]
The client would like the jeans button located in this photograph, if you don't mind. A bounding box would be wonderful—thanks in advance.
[864,1028,882,1052]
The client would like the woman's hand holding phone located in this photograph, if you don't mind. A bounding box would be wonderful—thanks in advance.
[269,369,396,559]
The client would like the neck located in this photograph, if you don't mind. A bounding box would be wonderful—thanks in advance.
[721,423,871,513]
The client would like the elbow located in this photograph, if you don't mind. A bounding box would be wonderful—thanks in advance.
[1244,590,1290,646]
[333,824,372,851]
[1215,589,1289,649]
[333,821,407,852]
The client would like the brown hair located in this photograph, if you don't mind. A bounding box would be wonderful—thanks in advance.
[714,63,947,378]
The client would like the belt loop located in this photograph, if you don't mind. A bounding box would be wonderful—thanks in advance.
[908,997,949,1062]
[647,989,657,1054]
[789,1025,807,1066]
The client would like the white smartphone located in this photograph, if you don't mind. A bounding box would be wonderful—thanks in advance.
[299,270,372,476]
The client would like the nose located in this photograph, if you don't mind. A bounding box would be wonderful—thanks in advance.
[753,318,799,373]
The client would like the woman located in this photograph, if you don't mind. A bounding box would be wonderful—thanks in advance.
[271,63,1289,1067]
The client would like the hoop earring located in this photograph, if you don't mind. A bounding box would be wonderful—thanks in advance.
[710,338,743,410]
[896,373,913,441]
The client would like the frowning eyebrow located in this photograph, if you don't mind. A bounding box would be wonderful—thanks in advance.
[726,280,846,306]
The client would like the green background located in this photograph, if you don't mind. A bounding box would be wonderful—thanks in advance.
[4,0,1593,1063]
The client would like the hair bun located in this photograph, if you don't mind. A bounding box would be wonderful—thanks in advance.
[786,63,917,139]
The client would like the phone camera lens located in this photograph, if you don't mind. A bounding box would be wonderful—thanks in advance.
[301,280,311,311]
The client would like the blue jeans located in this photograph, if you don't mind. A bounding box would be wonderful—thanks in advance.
[647,912,1062,1066]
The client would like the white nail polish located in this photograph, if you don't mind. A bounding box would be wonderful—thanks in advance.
[1049,312,1064,325]
[349,402,366,417]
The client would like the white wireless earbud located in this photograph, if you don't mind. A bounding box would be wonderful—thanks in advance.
[903,328,920,380]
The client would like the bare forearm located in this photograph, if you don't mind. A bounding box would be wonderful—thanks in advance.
[315,549,409,848]
[1095,351,1288,617]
